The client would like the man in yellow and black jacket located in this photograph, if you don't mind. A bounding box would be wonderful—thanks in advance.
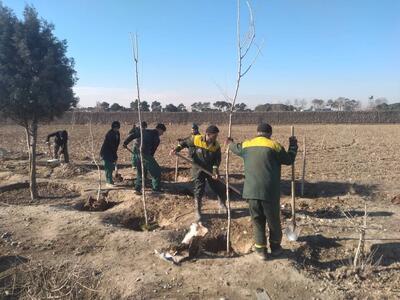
[170,125,226,222]
[228,123,298,260]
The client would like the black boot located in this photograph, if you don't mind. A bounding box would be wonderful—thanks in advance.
[194,198,202,222]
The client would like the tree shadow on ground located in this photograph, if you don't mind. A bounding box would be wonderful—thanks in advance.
[201,208,249,221]
[370,242,400,266]
[297,208,393,219]
[0,256,28,273]
[206,174,379,199]
[288,234,349,271]
[281,180,379,198]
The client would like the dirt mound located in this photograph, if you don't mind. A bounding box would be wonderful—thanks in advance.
[52,163,91,178]
[75,194,119,212]
[0,182,80,205]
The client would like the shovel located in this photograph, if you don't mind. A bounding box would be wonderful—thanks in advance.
[284,126,299,241]
[175,152,242,196]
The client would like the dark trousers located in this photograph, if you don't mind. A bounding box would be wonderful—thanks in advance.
[193,170,226,202]
[248,199,282,250]
[54,143,69,163]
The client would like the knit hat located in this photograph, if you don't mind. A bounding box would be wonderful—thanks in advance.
[111,121,121,129]
[206,125,219,134]
[156,123,167,131]
[257,123,272,134]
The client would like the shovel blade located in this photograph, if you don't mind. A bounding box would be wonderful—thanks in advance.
[284,223,299,241]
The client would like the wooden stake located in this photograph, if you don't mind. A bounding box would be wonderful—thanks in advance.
[291,126,296,225]
[174,156,179,182]
[301,135,306,197]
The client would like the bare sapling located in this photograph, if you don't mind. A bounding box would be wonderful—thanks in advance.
[89,116,102,201]
[353,201,367,269]
[301,135,306,197]
[174,156,179,182]
[131,33,148,227]
[225,0,262,253]
[342,202,382,274]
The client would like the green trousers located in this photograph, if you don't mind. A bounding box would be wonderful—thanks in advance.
[131,148,148,178]
[134,154,161,191]
[103,160,115,184]
[248,199,282,250]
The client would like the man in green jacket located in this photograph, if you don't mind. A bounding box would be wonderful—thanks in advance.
[227,123,298,260]
[170,125,226,222]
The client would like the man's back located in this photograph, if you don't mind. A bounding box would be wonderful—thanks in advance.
[230,135,296,201]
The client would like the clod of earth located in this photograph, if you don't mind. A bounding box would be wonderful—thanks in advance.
[391,194,400,205]
[75,195,119,212]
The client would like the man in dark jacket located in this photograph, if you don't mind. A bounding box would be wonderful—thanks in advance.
[123,123,166,194]
[170,125,226,222]
[128,121,147,170]
[46,130,69,163]
[227,123,298,260]
[100,121,121,187]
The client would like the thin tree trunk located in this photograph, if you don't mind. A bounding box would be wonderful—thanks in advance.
[25,122,38,200]
[301,135,306,197]
[131,33,148,227]
[174,156,179,182]
[89,117,101,201]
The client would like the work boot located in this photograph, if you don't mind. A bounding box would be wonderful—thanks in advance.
[270,245,284,257]
[255,247,268,261]
[194,198,202,222]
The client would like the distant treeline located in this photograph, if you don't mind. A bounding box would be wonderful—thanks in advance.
[2,111,400,125]
[87,98,399,113]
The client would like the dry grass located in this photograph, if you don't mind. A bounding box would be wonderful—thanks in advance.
[0,259,102,299]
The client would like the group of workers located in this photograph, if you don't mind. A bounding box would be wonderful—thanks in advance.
[46,120,298,260]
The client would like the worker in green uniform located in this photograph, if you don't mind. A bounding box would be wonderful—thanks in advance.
[170,125,227,222]
[123,123,166,194]
[227,123,298,260]
[100,121,121,187]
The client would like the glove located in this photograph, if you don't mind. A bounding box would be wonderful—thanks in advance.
[289,136,298,150]
[224,137,234,147]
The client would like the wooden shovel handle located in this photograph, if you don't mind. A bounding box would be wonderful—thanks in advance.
[291,126,296,225]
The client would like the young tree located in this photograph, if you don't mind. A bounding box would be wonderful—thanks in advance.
[177,103,187,112]
[96,101,110,111]
[151,100,162,112]
[233,102,250,111]
[110,103,124,111]
[213,100,231,111]
[130,99,150,111]
[311,99,325,110]
[0,4,77,200]
[163,103,178,112]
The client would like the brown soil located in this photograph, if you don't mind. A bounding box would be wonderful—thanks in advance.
[0,182,80,205]
[1,124,400,299]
